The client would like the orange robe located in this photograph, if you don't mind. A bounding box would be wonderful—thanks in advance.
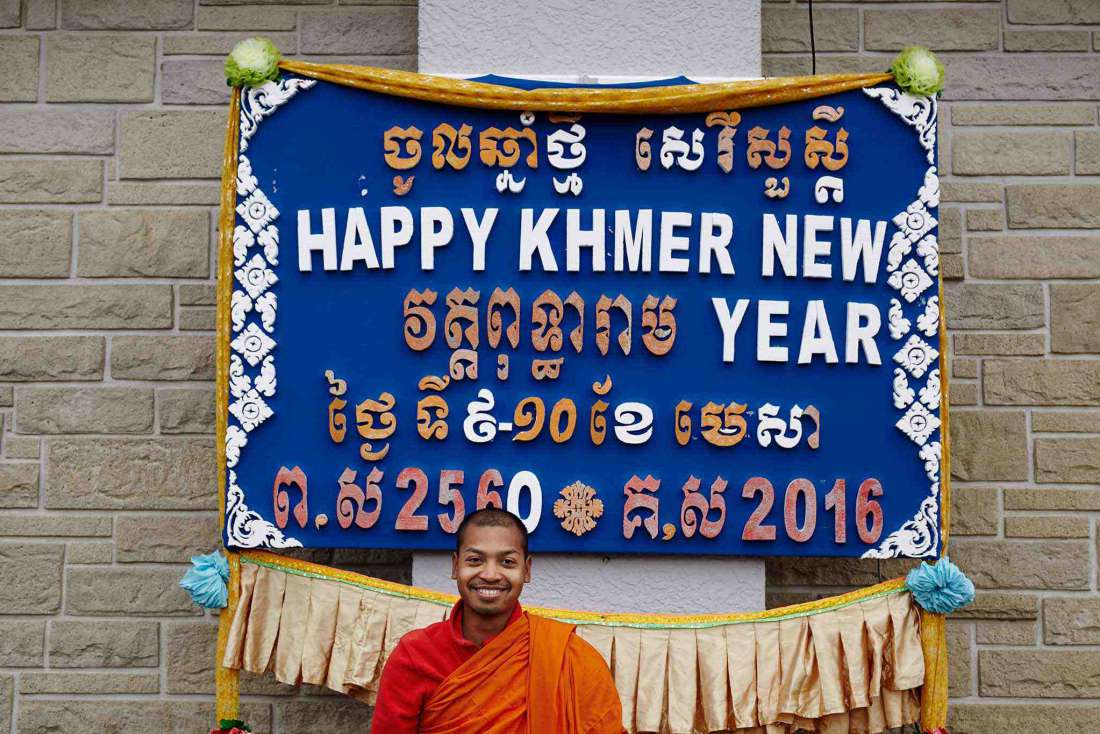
[419,612,625,734]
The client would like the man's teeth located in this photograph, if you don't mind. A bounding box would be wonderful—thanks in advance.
[475,588,504,597]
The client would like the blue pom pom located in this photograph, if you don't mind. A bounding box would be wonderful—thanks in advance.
[906,557,975,615]
[180,551,230,610]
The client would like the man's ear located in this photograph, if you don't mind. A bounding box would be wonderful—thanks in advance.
[523,554,532,583]
[451,551,458,580]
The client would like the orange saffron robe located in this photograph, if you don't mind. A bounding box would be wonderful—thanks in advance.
[419,611,625,734]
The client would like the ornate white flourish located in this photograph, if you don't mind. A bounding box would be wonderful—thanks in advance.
[239,77,317,152]
[864,85,942,559]
[225,76,313,548]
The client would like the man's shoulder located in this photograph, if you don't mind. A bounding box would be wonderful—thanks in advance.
[394,616,450,655]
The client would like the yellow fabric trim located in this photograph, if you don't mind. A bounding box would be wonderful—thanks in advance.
[215,86,242,725]
[242,549,906,627]
[279,60,893,114]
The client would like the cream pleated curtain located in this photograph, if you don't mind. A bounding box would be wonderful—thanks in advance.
[223,553,923,734]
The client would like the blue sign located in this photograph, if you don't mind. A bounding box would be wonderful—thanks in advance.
[222,74,942,558]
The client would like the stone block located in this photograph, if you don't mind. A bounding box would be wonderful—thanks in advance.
[976,620,1036,645]
[77,209,210,278]
[0,463,38,508]
[952,103,1096,126]
[1036,438,1100,483]
[0,543,63,613]
[952,540,1089,590]
[61,0,192,28]
[1007,184,1100,228]
[951,487,998,536]
[762,7,858,52]
[16,701,272,734]
[944,283,1044,330]
[163,31,297,56]
[48,620,158,666]
[159,388,215,434]
[938,207,960,254]
[111,335,215,380]
[46,437,216,510]
[980,649,1100,697]
[0,285,170,329]
[1004,30,1091,52]
[1076,130,1100,175]
[0,386,11,406]
[953,131,1072,176]
[984,360,1100,406]
[179,284,217,306]
[197,6,296,29]
[949,591,1038,620]
[0,109,113,154]
[964,208,1003,231]
[116,513,219,562]
[1006,488,1100,511]
[1031,411,1100,433]
[946,621,971,697]
[949,381,977,406]
[950,410,1029,481]
[162,59,231,104]
[3,434,38,458]
[0,211,71,278]
[954,333,1044,356]
[180,306,216,331]
[300,7,417,54]
[969,235,1100,279]
[1008,0,1100,24]
[0,514,111,537]
[944,55,1100,100]
[864,8,999,51]
[1005,515,1089,538]
[0,336,104,381]
[941,181,1003,203]
[19,672,159,694]
[24,0,56,29]
[66,541,113,564]
[1046,598,1100,644]
[278,699,375,730]
[0,159,102,204]
[65,567,199,615]
[16,387,154,434]
[46,34,155,102]
[120,111,225,179]
[1052,284,1100,353]
[0,620,44,666]
[0,675,8,733]
[0,0,16,26]
[765,557,916,588]
[0,37,39,102]
[107,182,221,206]
[953,357,978,379]
[952,704,1100,734]
[940,253,964,281]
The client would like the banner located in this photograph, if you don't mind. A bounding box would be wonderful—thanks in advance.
[221,75,941,558]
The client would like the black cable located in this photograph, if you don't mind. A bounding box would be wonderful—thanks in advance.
[808,0,818,75]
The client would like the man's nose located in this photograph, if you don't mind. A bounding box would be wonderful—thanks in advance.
[477,563,504,581]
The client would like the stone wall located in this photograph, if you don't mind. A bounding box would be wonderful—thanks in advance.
[0,1,1097,732]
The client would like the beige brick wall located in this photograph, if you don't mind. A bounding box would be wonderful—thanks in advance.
[0,1,1096,731]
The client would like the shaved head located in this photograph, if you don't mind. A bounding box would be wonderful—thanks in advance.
[455,508,529,556]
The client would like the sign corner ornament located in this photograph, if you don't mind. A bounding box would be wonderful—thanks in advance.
[221,73,943,559]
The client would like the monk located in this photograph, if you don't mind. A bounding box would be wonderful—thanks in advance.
[371,508,625,734]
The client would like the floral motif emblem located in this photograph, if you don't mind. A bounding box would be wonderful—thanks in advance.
[237,189,278,233]
[231,322,276,366]
[888,259,933,303]
[896,401,940,445]
[229,388,273,432]
[235,253,278,300]
[893,333,938,379]
[553,482,604,537]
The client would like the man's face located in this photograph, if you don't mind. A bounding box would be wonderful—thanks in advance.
[452,523,531,618]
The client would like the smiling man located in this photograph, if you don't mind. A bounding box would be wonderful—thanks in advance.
[370,508,625,733]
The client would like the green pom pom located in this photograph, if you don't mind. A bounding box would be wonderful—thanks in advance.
[890,46,944,97]
[225,37,281,88]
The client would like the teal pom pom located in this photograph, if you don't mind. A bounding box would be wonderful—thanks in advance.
[180,551,230,609]
[906,557,974,615]
[225,37,281,88]
[890,46,945,97]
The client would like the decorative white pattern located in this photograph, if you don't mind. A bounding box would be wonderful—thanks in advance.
[863,85,941,559]
[224,76,314,548]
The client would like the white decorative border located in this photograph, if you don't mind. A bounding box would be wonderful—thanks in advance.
[862,88,941,559]
[224,77,316,549]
